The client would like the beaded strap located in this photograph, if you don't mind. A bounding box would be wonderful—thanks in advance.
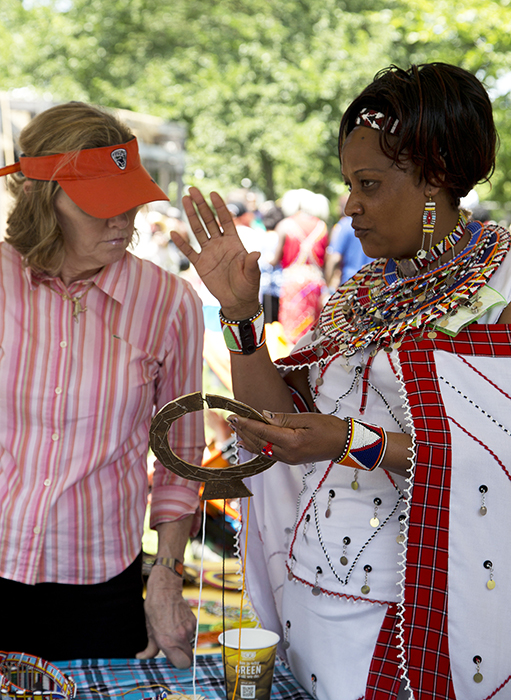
[219,304,266,355]
[334,417,387,472]
[0,651,77,700]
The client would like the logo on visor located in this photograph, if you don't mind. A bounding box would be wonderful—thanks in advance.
[111,148,127,170]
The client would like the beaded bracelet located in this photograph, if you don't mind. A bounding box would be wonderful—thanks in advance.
[334,417,387,472]
[0,651,77,700]
[219,304,266,355]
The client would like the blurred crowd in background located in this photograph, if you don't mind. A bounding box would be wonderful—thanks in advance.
[134,185,491,349]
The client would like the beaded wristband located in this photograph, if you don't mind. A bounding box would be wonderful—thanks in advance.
[219,304,266,355]
[334,417,387,472]
[0,651,77,700]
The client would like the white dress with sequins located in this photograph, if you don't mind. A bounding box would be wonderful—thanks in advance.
[240,250,511,700]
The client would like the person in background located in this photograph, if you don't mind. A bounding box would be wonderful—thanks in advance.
[133,207,190,275]
[173,63,511,699]
[259,201,285,323]
[271,188,329,344]
[226,200,261,255]
[0,102,204,665]
[324,192,371,290]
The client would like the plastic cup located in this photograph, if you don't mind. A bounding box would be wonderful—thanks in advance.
[218,628,280,700]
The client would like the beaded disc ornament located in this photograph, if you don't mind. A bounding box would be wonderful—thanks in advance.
[0,652,76,700]
[150,392,275,500]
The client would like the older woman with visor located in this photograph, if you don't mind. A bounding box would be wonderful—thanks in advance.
[0,102,204,665]
[172,63,511,700]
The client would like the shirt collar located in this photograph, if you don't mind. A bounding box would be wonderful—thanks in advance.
[25,250,130,305]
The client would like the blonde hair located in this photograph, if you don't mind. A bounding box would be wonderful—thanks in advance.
[281,188,330,222]
[5,102,132,277]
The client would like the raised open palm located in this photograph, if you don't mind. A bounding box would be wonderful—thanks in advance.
[171,187,261,319]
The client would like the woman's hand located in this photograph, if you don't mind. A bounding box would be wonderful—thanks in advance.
[137,564,196,668]
[228,411,348,465]
[171,187,261,319]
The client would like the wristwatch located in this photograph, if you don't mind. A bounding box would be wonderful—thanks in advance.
[0,651,77,700]
[151,556,184,578]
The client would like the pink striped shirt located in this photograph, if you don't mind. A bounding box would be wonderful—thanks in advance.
[0,243,204,585]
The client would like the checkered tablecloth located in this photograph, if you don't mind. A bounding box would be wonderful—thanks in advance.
[55,656,313,700]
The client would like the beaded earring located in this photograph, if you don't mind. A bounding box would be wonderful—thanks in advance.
[417,195,436,259]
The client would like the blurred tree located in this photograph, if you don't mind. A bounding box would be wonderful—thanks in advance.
[1,0,511,217]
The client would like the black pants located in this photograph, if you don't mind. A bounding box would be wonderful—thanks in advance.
[0,553,147,660]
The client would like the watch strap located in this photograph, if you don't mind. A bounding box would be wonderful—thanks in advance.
[151,556,184,578]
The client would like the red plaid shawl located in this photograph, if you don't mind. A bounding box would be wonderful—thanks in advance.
[365,326,511,700]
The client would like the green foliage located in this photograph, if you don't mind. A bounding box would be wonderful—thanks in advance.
[2,0,511,217]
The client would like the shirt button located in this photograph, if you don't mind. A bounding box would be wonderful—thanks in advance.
[33,526,41,535]
[51,433,59,441]
[55,387,62,395]
[43,479,51,487]
[60,341,67,348]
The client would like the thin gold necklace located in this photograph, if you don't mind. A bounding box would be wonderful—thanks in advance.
[48,283,92,322]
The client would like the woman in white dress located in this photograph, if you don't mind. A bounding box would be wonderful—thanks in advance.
[173,62,511,700]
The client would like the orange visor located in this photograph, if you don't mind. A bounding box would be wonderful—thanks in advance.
[0,137,169,218]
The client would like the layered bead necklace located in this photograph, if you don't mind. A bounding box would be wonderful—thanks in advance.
[318,214,511,356]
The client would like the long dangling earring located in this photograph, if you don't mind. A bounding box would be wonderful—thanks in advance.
[417,195,436,260]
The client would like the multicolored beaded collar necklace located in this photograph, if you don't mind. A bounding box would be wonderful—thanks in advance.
[318,216,510,356]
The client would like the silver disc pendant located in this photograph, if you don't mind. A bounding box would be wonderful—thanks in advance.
[361,584,370,595]
[397,259,417,277]
[325,508,331,518]
[370,517,380,528]
[282,640,290,650]
[340,556,348,566]
[480,506,487,516]
[288,571,294,581]
[312,586,321,596]
[396,533,406,544]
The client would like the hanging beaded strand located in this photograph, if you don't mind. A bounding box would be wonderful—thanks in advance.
[312,566,323,596]
[479,485,488,515]
[282,620,291,650]
[484,560,495,589]
[473,656,483,683]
